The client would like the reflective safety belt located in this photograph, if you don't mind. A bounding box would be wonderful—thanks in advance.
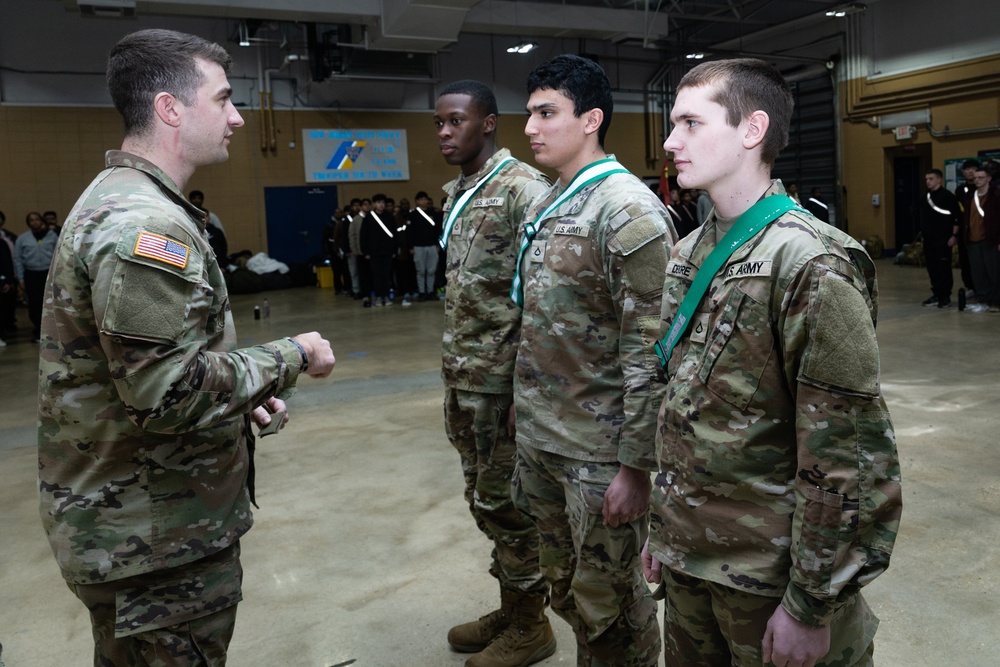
[926,193,950,216]
[974,191,985,217]
[417,208,436,226]
[808,197,829,210]
[370,212,393,238]
[510,158,629,306]
[439,156,514,250]
[653,195,799,369]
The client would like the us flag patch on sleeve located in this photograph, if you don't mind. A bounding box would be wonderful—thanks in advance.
[134,231,190,269]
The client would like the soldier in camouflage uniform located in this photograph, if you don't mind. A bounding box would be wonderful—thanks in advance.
[435,80,555,667]
[642,59,902,667]
[514,55,676,666]
[37,29,335,666]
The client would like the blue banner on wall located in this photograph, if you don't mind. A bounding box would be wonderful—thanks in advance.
[302,128,409,183]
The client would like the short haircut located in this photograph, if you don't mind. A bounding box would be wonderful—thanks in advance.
[189,190,204,200]
[962,159,981,170]
[677,58,793,167]
[926,168,944,178]
[527,54,613,146]
[43,210,58,219]
[107,29,232,138]
[350,198,362,206]
[372,193,387,203]
[439,80,499,118]
[415,191,430,200]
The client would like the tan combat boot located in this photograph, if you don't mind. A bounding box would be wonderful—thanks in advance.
[465,591,557,667]
[448,588,514,652]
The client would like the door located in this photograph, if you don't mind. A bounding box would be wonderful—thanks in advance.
[893,156,924,249]
[263,186,339,265]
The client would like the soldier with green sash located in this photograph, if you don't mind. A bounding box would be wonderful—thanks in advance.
[643,58,902,667]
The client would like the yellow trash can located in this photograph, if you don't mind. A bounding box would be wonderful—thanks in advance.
[316,265,334,288]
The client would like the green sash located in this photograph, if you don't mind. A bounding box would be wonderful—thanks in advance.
[439,156,514,251]
[510,158,629,306]
[654,195,799,368]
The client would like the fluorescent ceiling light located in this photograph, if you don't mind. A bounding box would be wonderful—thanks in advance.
[686,52,705,59]
[506,42,537,54]
[825,2,866,17]
[238,21,251,47]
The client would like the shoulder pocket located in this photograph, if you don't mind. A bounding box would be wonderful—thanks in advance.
[101,228,204,344]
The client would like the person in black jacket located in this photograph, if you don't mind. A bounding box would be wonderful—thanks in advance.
[407,191,442,301]
[360,193,397,306]
[922,169,961,308]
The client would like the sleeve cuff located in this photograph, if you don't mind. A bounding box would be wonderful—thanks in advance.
[618,438,658,471]
[266,337,304,399]
[780,582,841,627]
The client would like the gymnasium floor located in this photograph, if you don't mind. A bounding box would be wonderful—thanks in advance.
[0,260,995,666]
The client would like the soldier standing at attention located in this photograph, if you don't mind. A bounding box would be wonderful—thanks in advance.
[435,79,555,667]
[37,29,335,665]
[642,58,902,667]
[513,54,676,666]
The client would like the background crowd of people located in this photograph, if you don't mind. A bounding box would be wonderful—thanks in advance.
[921,157,1000,312]
[323,192,446,307]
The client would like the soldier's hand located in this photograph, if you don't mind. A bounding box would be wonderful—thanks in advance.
[291,331,336,378]
[641,538,662,584]
[506,403,517,438]
[761,605,831,667]
[602,464,651,527]
[252,396,288,429]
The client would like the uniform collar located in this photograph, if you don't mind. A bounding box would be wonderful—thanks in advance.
[105,150,208,227]
[443,147,513,197]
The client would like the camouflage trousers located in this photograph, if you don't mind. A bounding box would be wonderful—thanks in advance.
[70,542,243,667]
[513,445,661,666]
[662,570,877,667]
[444,387,546,594]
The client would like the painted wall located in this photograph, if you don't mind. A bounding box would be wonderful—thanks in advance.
[0,105,661,254]
[839,54,1000,249]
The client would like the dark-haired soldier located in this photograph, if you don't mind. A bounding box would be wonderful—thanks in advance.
[435,79,554,667]
[37,29,335,664]
[514,54,675,666]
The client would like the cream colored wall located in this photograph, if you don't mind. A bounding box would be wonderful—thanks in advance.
[840,54,1000,249]
[0,106,661,253]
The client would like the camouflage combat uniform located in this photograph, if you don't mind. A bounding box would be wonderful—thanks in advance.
[38,151,306,663]
[441,148,550,595]
[513,159,675,665]
[648,182,902,667]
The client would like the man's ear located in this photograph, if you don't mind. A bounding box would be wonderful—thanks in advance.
[743,110,770,150]
[583,108,604,138]
[483,113,497,136]
[153,92,182,128]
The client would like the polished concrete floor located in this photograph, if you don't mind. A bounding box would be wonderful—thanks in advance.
[1,261,997,667]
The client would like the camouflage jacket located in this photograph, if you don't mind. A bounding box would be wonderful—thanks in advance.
[514,161,675,468]
[648,181,902,627]
[38,151,305,585]
[441,148,549,394]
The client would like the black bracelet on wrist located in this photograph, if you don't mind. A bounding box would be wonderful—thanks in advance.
[286,337,309,372]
